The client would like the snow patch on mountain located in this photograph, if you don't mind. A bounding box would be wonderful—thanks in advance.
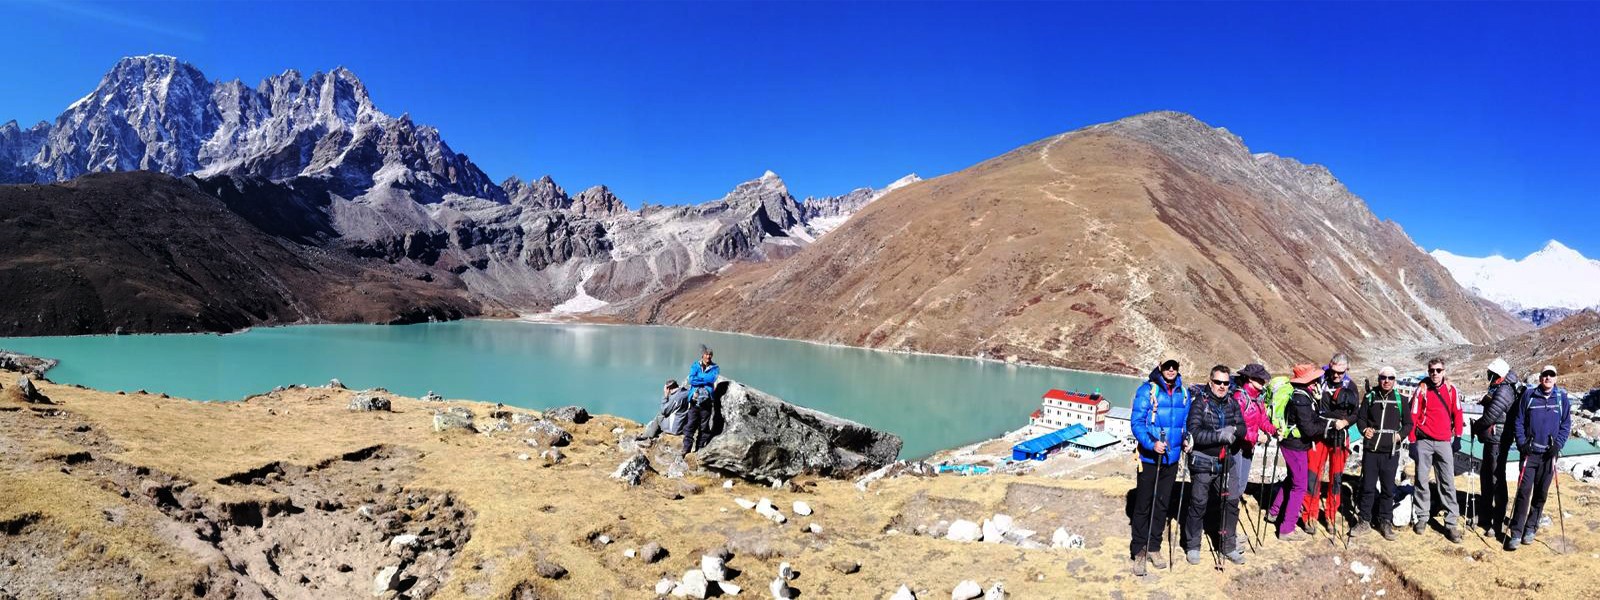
[1431,240,1600,311]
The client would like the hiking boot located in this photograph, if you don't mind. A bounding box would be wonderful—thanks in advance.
[1412,521,1427,535]
[1223,550,1246,565]
[1504,535,1520,552]
[1299,520,1316,536]
[1147,551,1168,570]
[1132,552,1148,576]
[1379,523,1397,541]
[1521,528,1536,545]
[1185,550,1201,565]
[1447,527,1463,544]
[1278,529,1308,542]
[1348,522,1372,538]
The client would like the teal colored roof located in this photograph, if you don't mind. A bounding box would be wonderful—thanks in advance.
[1014,424,1088,454]
[1069,431,1121,449]
[1462,436,1600,463]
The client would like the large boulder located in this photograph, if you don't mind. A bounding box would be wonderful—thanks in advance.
[695,379,902,481]
[347,392,391,412]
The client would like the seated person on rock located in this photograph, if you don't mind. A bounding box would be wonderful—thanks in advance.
[640,379,690,440]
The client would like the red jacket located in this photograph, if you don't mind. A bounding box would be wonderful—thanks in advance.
[1409,381,1463,442]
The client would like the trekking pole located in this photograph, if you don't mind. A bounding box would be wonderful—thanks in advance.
[1260,439,1279,547]
[1143,432,1166,566]
[1466,435,1489,547]
[1552,440,1567,554]
[1172,449,1187,569]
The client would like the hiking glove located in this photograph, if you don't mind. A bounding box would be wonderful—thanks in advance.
[1218,426,1236,444]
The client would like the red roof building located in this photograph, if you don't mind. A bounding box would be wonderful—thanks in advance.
[1030,389,1112,432]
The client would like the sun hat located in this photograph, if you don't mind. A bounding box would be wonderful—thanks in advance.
[1290,364,1325,385]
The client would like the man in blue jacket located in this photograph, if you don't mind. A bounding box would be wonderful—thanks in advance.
[683,345,721,455]
[1504,365,1572,551]
[1128,359,1191,576]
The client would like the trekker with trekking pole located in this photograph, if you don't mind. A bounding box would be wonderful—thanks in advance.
[1504,365,1572,551]
[1128,359,1192,575]
[1305,354,1359,539]
[1350,366,1412,541]
[1181,366,1247,567]
[1268,364,1344,541]
[1409,358,1466,543]
[1474,358,1521,541]
[1228,363,1278,557]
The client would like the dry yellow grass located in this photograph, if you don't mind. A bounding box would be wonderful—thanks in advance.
[3,374,1597,599]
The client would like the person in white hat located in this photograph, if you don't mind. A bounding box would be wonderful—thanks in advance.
[1504,365,1573,551]
[1473,357,1521,540]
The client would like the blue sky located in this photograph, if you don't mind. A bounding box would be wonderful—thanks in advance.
[2,1,1595,259]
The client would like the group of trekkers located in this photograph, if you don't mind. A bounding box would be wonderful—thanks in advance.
[1126,355,1574,575]
[639,345,721,455]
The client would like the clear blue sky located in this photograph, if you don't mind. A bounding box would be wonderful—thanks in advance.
[2,1,1594,259]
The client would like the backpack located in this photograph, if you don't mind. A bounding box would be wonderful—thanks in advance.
[1267,375,1300,439]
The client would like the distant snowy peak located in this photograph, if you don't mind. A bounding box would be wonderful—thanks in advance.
[1432,240,1600,313]
[799,173,922,236]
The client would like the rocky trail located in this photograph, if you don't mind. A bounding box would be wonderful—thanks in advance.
[3,373,1598,599]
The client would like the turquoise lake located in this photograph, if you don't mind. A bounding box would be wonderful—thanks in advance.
[0,320,1141,458]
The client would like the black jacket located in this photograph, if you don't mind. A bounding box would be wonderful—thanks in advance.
[1281,386,1329,452]
[1318,374,1360,441]
[1186,385,1245,459]
[1476,371,1521,444]
[1357,388,1413,454]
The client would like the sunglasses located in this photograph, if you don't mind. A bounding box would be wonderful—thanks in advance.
[1161,366,1179,372]
[1378,375,1396,381]
[1210,379,1230,386]
[1541,372,1557,378]
[1428,368,1445,374]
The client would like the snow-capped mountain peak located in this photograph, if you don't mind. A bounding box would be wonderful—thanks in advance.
[1432,240,1600,314]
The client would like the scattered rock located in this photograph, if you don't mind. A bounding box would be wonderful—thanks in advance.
[524,421,573,447]
[946,520,982,542]
[673,569,709,599]
[656,578,676,595]
[388,534,420,550]
[718,581,742,595]
[807,523,822,534]
[735,498,758,510]
[778,562,795,581]
[696,380,903,481]
[624,548,636,559]
[769,577,796,599]
[511,413,539,424]
[595,534,612,545]
[981,515,1014,543]
[17,376,48,403]
[347,392,392,412]
[539,448,564,465]
[517,453,531,461]
[701,554,729,582]
[612,453,652,486]
[755,498,787,523]
[855,461,937,491]
[422,391,444,402]
[327,378,345,390]
[891,585,917,600]
[793,501,813,516]
[372,566,401,596]
[1351,560,1375,583]
[479,418,512,434]
[641,542,667,563]
[951,580,982,600]
[543,405,590,424]
[1050,528,1084,549]
[984,582,1006,600]
[724,479,735,489]
[536,560,567,580]
[831,560,860,575]
[433,410,475,433]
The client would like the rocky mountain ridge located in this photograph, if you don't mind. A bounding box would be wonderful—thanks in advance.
[0,56,910,329]
[648,111,1528,374]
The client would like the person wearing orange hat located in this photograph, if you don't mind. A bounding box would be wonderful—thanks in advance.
[1267,364,1347,540]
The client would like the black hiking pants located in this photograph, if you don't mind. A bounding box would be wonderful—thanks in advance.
[1479,439,1511,531]
[1129,459,1178,558]
[681,399,713,454]
[1508,450,1556,538]
[1358,450,1399,526]
[1182,459,1239,554]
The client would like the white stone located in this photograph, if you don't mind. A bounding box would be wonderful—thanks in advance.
[724,479,735,488]
[597,535,612,545]
[981,519,1004,543]
[891,585,917,600]
[990,514,1014,534]
[373,566,401,596]
[1350,560,1375,583]
[701,554,728,582]
[624,548,637,558]
[756,497,774,512]
[674,569,709,599]
[612,426,626,434]
[778,562,794,581]
[735,497,757,510]
[984,582,1006,600]
[947,520,982,542]
[517,453,531,461]
[656,578,676,595]
[793,501,813,516]
[807,522,822,534]
[1050,527,1083,549]
[951,580,983,600]
[388,534,420,550]
[770,578,795,599]
[718,581,742,595]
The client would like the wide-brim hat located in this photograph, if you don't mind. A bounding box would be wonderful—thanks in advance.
[1238,363,1271,382]
[1290,363,1324,384]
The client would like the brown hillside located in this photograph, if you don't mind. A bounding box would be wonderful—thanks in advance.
[1435,309,1600,392]
[0,172,479,335]
[647,112,1528,375]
